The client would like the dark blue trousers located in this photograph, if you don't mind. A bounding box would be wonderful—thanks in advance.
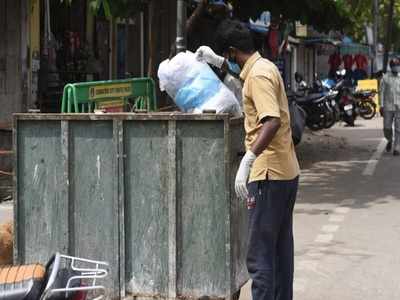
[247,177,299,300]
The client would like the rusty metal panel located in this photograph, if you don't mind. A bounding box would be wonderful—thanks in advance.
[15,114,248,300]
[68,121,120,298]
[229,120,248,292]
[123,120,170,296]
[15,119,121,299]
[176,121,228,298]
[15,121,67,263]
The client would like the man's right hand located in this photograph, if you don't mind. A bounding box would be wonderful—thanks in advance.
[195,46,225,68]
[235,151,257,201]
[380,107,384,116]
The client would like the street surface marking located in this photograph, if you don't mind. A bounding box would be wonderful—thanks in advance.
[341,199,356,206]
[329,214,345,222]
[314,234,333,244]
[295,187,358,294]
[321,224,340,233]
[363,138,386,176]
[334,206,351,214]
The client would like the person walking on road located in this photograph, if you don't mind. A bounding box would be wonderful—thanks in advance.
[196,20,300,300]
[380,58,400,156]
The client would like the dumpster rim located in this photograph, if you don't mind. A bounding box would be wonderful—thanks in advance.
[13,113,232,122]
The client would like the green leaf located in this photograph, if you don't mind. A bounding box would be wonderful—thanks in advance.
[102,0,112,19]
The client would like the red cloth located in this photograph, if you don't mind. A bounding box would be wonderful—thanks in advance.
[268,27,279,61]
[342,54,354,70]
[329,53,342,71]
[354,54,368,70]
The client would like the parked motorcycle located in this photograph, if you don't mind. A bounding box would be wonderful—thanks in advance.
[352,90,377,120]
[0,253,109,300]
[293,73,337,131]
[322,72,358,126]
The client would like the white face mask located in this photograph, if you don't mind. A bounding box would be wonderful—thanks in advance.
[392,66,400,73]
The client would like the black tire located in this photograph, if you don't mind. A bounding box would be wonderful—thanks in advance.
[323,110,336,129]
[359,100,376,120]
[343,115,355,126]
[307,121,324,131]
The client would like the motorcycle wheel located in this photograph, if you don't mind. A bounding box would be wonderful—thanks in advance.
[342,113,355,126]
[324,113,336,129]
[359,100,376,120]
[306,120,323,131]
[322,100,337,129]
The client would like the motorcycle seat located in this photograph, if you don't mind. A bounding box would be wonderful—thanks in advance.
[0,264,46,300]
[296,93,325,104]
[353,91,373,98]
[308,93,326,101]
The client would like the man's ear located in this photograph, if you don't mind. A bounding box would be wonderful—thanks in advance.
[228,47,237,59]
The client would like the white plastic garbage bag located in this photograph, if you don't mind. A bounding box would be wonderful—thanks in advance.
[158,51,241,116]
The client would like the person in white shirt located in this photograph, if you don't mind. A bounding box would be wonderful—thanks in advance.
[380,58,400,156]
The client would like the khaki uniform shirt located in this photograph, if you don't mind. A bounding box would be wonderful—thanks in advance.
[240,52,300,182]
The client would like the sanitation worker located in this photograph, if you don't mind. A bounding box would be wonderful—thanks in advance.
[380,58,400,156]
[196,20,300,300]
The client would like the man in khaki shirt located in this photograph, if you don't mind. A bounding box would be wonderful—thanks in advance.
[196,20,300,300]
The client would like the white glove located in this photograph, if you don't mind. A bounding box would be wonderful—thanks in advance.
[235,150,257,201]
[195,46,225,68]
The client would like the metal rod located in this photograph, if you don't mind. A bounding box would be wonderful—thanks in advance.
[383,0,395,73]
[373,0,379,73]
[176,0,187,53]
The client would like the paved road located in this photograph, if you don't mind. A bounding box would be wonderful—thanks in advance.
[241,117,400,300]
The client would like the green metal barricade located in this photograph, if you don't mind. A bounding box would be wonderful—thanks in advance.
[61,78,157,113]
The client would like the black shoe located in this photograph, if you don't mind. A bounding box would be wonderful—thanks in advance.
[394,150,400,156]
[386,142,392,152]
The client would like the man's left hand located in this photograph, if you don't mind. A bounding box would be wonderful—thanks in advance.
[235,151,257,201]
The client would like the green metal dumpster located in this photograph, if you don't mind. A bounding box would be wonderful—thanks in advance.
[14,113,248,300]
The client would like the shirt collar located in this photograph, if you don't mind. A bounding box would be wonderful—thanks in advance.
[240,52,262,81]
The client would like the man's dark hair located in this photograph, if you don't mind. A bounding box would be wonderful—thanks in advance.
[215,19,255,55]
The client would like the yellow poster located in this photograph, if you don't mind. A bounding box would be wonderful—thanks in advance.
[89,83,132,100]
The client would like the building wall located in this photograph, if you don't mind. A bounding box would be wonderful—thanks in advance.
[0,0,28,123]
[316,54,331,79]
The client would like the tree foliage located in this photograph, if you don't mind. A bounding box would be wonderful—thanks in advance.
[62,0,149,19]
[230,0,353,33]
[62,0,400,51]
[336,0,400,50]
